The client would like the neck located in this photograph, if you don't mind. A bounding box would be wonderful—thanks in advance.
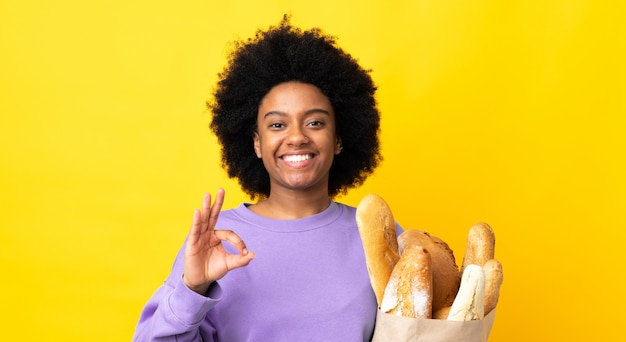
[251,188,331,220]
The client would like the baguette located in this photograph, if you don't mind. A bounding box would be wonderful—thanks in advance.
[432,306,451,320]
[483,259,503,315]
[461,222,496,272]
[447,264,485,321]
[397,230,461,313]
[380,245,433,318]
[356,194,400,308]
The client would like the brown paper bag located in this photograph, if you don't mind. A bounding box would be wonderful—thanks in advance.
[372,309,496,342]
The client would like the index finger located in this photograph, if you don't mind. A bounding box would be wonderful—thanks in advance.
[214,229,250,256]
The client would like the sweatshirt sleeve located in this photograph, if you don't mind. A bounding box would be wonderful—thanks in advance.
[132,244,223,341]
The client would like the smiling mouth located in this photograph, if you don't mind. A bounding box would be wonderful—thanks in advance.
[282,154,313,163]
[281,153,314,167]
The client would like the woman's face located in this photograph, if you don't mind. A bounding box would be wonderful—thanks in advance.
[254,81,342,196]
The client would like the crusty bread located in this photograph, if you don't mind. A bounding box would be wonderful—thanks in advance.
[432,305,451,320]
[356,194,400,308]
[447,264,485,321]
[397,230,461,313]
[380,245,433,318]
[483,259,503,315]
[461,222,495,272]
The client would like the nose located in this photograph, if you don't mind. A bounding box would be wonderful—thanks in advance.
[286,126,309,146]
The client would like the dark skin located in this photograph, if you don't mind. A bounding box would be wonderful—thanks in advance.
[183,189,255,295]
[251,81,341,219]
[183,81,341,294]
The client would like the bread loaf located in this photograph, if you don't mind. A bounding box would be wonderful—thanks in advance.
[380,245,433,318]
[432,306,451,320]
[483,259,503,315]
[461,222,495,272]
[447,264,485,321]
[397,230,461,313]
[356,194,400,307]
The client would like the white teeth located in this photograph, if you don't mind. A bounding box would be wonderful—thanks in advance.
[283,154,311,162]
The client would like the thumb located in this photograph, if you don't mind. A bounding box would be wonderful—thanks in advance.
[228,250,255,270]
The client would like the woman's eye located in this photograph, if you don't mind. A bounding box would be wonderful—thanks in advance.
[308,120,324,127]
[269,123,283,129]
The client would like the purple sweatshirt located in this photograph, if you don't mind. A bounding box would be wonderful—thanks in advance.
[133,201,398,341]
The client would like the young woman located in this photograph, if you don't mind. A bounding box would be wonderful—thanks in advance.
[133,16,396,341]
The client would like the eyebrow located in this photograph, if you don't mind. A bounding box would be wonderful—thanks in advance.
[262,108,331,119]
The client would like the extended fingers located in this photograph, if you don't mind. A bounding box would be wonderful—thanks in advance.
[188,209,202,243]
[207,188,225,231]
[198,189,225,233]
[200,193,212,230]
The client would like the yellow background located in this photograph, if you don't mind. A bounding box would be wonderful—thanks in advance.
[1,0,624,340]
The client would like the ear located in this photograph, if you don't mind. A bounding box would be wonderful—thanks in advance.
[334,136,343,155]
[253,131,262,158]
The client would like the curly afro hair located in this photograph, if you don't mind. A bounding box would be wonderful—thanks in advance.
[208,15,382,199]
